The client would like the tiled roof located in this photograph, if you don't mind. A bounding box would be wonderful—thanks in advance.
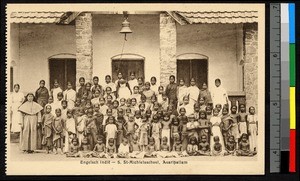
[176,11,258,24]
[10,12,65,23]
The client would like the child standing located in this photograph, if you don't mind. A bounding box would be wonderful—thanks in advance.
[151,114,162,150]
[76,108,86,147]
[105,116,117,146]
[52,108,64,154]
[199,82,212,106]
[165,75,178,108]
[179,114,189,151]
[41,105,54,153]
[123,115,138,144]
[210,108,224,154]
[150,76,159,96]
[187,78,200,106]
[247,106,258,152]
[139,115,150,151]
[63,81,76,109]
[220,107,232,146]
[128,72,139,92]
[51,79,63,104]
[198,110,210,139]
[64,109,76,153]
[170,117,180,148]
[157,86,165,105]
[116,108,125,149]
[230,105,240,144]
[161,114,172,147]
[85,108,98,149]
[238,104,248,135]
[131,86,141,103]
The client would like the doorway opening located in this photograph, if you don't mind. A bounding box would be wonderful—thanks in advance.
[176,53,208,87]
[49,58,76,91]
[111,53,145,82]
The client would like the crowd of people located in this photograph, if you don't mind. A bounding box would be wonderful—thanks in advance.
[10,72,258,158]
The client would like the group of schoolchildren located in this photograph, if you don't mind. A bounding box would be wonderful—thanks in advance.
[39,72,258,158]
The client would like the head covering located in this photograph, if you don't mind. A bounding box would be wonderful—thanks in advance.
[18,93,43,115]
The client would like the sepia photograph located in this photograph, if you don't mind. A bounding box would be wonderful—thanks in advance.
[6,3,265,175]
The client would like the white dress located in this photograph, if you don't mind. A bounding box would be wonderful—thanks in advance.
[128,79,138,91]
[63,89,76,109]
[177,85,188,106]
[118,84,131,100]
[210,116,225,153]
[52,87,63,103]
[11,91,24,132]
[211,86,228,106]
[187,85,199,105]
[150,84,159,96]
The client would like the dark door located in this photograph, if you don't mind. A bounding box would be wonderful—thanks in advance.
[177,59,208,87]
[49,58,76,90]
[112,60,144,82]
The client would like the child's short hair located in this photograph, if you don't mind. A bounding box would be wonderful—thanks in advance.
[213,136,220,142]
[79,77,85,81]
[45,105,52,110]
[194,102,200,108]
[120,98,126,102]
[169,75,175,79]
[189,136,197,143]
[108,138,115,143]
[215,78,221,83]
[162,136,168,142]
[133,86,139,90]
[158,86,164,90]
[55,108,61,112]
[93,76,99,81]
[131,98,137,102]
[57,92,63,97]
[130,72,136,76]
[67,109,73,115]
[149,137,155,143]
[61,100,68,105]
[213,108,219,113]
[87,108,93,114]
[105,75,111,79]
[199,110,207,118]
[97,135,104,141]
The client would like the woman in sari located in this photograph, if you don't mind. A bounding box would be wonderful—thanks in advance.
[35,80,49,149]
[11,84,24,134]
[18,93,43,153]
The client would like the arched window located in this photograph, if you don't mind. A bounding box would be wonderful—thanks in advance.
[111,53,145,82]
[176,53,209,87]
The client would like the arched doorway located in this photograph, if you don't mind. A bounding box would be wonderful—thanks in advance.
[176,53,209,87]
[111,53,145,82]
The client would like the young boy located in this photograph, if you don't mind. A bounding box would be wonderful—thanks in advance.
[64,109,76,153]
[85,108,98,149]
[151,114,162,150]
[52,108,64,154]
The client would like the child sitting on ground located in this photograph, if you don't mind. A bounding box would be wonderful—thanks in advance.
[157,137,172,158]
[198,135,210,156]
[106,138,117,158]
[144,137,157,157]
[66,137,80,157]
[211,136,222,156]
[187,136,198,156]
[117,138,130,158]
[91,136,106,158]
[224,135,236,156]
[129,135,144,159]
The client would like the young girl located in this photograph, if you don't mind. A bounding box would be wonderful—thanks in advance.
[210,108,224,154]
[105,116,117,146]
[104,86,116,101]
[144,137,157,157]
[187,136,198,156]
[171,136,187,157]
[179,113,189,151]
[157,86,165,105]
[198,135,210,156]
[41,105,54,154]
[116,108,125,149]
[230,105,240,145]
[211,136,222,156]
[139,115,150,151]
[170,117,180,148]
[61,100,68,120]
[143,82,155,104]
[106,95,114,109]
[199,97,207,111]
[199,82,212,106]
[91,90,101,105]
[119,98,127,111]
[117,138,130,158]
[134,110,142,137]
[224,135,236,156]
[160,93,169,111]
[148,76,157,94]
[157,137,172,158]
[117,78,131,100]
[63,81,76,109]
[236,133,254,156]
[52,108,64,154]
[129,135,144,159]
[187,114,200,142]
[128,72,139,92]
[131,86,141,103]
[187,78,200,106]
[123,115,138,143]
[177,78,188,108]
[66,137,80,157]
[247,106,258,152]
[137,77,145,94]
[51,79,63,104]
[238,104,248,135]
[104,75,116,94]
[99,97,108,117]
[76,108,86,147]
[220,107,232,146]
[64,109,76,153]
[165,75,177,108]
[111,100,119,118]
[45,96,55,116]
[106,138,117,158]
[178,96,193,117]
[198,110,210,139]
[151,114,162,150]
[161,114,172,147]
[91,136,106,158]
[85,108,98,149]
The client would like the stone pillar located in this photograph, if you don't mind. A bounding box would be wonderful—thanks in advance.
[243,23,258,110]
[75,13,93,89]
[159,13,177,87]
